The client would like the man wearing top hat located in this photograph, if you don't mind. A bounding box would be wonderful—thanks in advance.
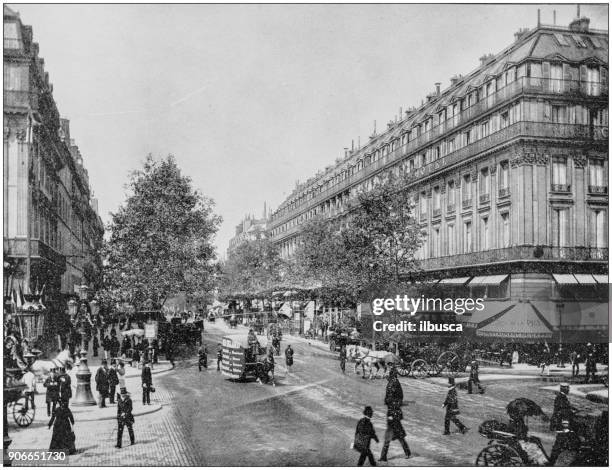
[115,388,135,448]
[108,359,120,404]
[141,361,153,405]
[43,367,60,417]
[95,359,110,408]
[442,378,468,435]
[550,383,575,431]
[57,365,72,406]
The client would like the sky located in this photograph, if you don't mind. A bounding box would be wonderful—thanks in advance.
[8,3,608,258]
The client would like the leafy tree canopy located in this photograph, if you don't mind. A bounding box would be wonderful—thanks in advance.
[101,155,221,309]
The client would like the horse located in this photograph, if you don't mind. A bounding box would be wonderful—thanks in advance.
[349,346,400,379]
[30,349,74,379]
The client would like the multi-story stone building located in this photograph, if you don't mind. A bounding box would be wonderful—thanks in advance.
[227,212,269,259]
[3,7,104,319]
[268,15,608,342]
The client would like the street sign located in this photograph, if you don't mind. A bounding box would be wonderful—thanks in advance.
[145,321,158,339]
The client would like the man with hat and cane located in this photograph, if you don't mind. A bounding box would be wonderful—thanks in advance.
[443,378,468,435]
[95,359,111,408]
[115,388,135,448]
[379,367,411,462]
[43,367,60,417]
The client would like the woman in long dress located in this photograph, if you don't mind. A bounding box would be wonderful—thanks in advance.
[48,401,76,454]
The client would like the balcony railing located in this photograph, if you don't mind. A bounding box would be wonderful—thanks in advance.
[479,193,490,205]
[418,245,608,271]
[550,184,571,193]
[447,203,456,214]
[462,198,472,209]
[433,208,441,218]
[4,238,66,269]
[588,185,608,195]
[270,118,608,229]
[498,187,510,198]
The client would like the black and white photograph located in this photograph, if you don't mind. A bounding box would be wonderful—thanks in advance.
[2,2,609,467]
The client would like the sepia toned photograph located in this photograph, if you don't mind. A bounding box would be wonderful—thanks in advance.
[2,3,609,467]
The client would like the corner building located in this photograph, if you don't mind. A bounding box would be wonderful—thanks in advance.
[4,7,104,322]
[268,16,608,343]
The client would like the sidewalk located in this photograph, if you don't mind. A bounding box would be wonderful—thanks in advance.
[31,349,173,422]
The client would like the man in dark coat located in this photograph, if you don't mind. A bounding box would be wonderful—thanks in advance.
[384,367,403,409]
[339,345,347,374]
[198,344,208,371]
[115,389,135,448]
[109,330,120,359]
[354,406,379,466]
[467,361,485,394]
[141,361,153,405]
[95,360,110,408]
[550,420,581,465]
[379,406,411,461]
[550,384,574,431]
[43,367,60,417]
[108,360,119,404]
[443,380,467,435]
[585,353,597,383]
[285,345,294,373]
[57,366,72,406]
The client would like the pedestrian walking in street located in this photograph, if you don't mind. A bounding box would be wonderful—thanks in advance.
[339,345,347,374]
[22,367,36,412]
[384,367,403,409]
[285,344,294,374]
[48,400,76,454]
[353,406,379,466]
[141,361,153,405]
[95,359,110,408]
[117,360,126,393]
[569,350,580,378]
[379,405,411,462]
[109,330,120,360]
[198,343,208,371]
[43,367,60,417]
[585,353,597,383]
[467,361,485,394]
[550,384,575,431]
[57,365,72,406]
[442,379,468,435]
[115,389,135,448]
[216,343,222,371]
[108,360,119,404]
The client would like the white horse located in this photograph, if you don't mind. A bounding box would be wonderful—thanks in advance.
[29,349,74,379]
[348,346,400,379]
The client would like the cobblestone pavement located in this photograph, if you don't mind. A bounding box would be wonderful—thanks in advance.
[7,320,608,466]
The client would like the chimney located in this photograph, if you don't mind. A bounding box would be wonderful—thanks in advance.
[553,10,556,25]
[479,53,494,66]
[344,148,349,158]
[569,15,590,32]
[514,28,530,42]
[537,8,541,27]
[435,82,441,96]
[450,75,461,86]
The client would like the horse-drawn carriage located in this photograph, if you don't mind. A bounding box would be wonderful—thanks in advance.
[328,329,361,352]
[4,368,34,427]
[476,399,607,466]
[220,334,275,384]
[396,344,471,379]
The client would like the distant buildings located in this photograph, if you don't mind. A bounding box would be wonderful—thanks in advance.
[3,6,104,316]
[267,13,608,343]
[227,211,269,259]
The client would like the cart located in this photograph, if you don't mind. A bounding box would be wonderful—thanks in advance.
[4,369,34,427]
[220,334,271,382]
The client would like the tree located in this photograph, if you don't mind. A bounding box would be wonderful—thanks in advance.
[220,238,285,297]
[102,155,221,309]
[293,173,424,302]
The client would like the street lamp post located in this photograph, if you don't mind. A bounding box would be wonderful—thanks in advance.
[556,303,565,368]
[70,285,96,407]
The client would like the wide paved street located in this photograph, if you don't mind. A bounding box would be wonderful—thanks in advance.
[8,320,607,466]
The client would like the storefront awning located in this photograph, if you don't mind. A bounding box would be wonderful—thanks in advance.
[552,274,579,284]
[469,274,509,286]
[439,277,471,285]
[573,274,598,285]
[476,303,553,339]
[531,301,608,330]
[461,301,515,328]
[593,274,609,284]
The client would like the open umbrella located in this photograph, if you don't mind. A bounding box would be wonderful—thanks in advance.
[506,398,546,419]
